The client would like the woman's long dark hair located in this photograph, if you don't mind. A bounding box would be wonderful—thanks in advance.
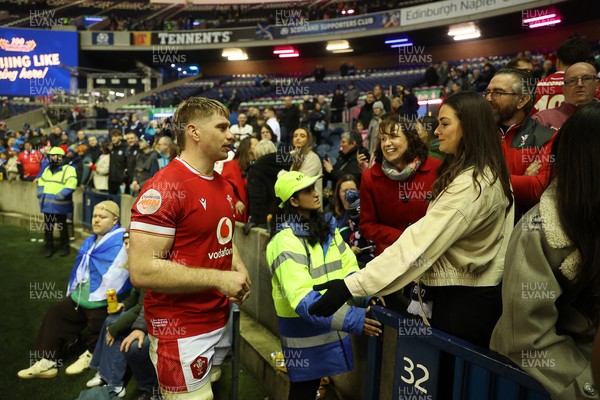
[374,113,429,165]
[291,127,314,172]
[432,92,513,215]
[269,191,329,246]
[234,137,255,172]
[261,124,275,143]
[551,101,600,334]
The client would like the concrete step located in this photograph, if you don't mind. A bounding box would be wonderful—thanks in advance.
[239,311,342,400]
[239,311,289,400]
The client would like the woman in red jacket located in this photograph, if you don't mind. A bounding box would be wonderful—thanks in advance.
[360,114,441,310]
[361,114,441,255]
[221,137,259,223]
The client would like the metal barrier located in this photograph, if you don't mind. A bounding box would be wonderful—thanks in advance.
[364,306,550,400]
[231,307,240,400]
[82,189,121,229]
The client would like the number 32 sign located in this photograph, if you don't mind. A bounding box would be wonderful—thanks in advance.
[394,336,439,399]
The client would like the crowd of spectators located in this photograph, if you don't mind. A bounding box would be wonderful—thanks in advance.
[4,31,600,398]
[0,114,175,197]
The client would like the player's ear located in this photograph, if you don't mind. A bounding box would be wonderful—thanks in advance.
[187,123,200,142]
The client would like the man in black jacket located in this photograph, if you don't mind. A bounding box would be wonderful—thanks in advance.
[279,97,300,144]
[108,129,128,195]
[84,135,102,163]
[94,102,109,130]
[48,126,62,147]
[357,92,375,127]
[373,84,391,112]
[330,86,346,123]
[125,132,140,194]
[322,131,363,190]
[130,134,159,195]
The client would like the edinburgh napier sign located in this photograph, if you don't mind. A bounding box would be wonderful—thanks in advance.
[131,29,255,46]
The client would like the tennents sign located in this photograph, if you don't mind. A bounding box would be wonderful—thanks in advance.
[131,29,255,46]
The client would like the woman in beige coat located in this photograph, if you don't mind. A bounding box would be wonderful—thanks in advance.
[491,103,600,399]
[309,92,514,348]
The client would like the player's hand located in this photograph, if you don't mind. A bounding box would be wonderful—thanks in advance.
[229,272,251,305]
[220,270,251,303]
[120,329,145,352]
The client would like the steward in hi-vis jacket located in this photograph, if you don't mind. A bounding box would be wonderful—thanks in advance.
[266,171,381,397]
[37,146,77,257]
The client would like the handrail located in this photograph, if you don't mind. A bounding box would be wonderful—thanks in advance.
[364,306,550,400]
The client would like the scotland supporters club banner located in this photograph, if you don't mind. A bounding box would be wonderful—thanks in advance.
[0,28,78,96]
[265,10,400,39]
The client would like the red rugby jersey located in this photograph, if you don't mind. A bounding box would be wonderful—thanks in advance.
[131,157,236,339]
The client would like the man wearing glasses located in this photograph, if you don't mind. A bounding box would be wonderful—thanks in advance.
[532,35,599,114]
[532,62,599,130]
[485,68,555,218]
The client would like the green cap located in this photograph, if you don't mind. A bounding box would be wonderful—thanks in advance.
[275,171,322,208]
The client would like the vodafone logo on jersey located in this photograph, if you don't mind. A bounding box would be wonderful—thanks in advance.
[136,189,162,214]
[209,217,234,260]
[216,217,233,244]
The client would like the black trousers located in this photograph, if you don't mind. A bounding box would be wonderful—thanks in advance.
[43,213,69,251]
[429,284,502,348]
[36,297,108,361]
[288,379,320,400]
[429,285,502,400]
[108,180,121,195]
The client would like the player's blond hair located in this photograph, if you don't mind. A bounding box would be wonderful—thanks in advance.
[172,97,230,150]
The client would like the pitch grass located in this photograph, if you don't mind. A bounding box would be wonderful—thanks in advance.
[1,224,270,400]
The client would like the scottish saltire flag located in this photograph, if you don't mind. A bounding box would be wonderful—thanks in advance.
[67,224,131,301]
[256,23,273,40]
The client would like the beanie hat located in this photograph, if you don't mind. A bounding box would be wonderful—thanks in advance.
[372,101,384,110]
[344,189,360,220]
[140,133,155,146]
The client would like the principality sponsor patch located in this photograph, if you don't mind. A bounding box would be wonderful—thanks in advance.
[137,188,162,214]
